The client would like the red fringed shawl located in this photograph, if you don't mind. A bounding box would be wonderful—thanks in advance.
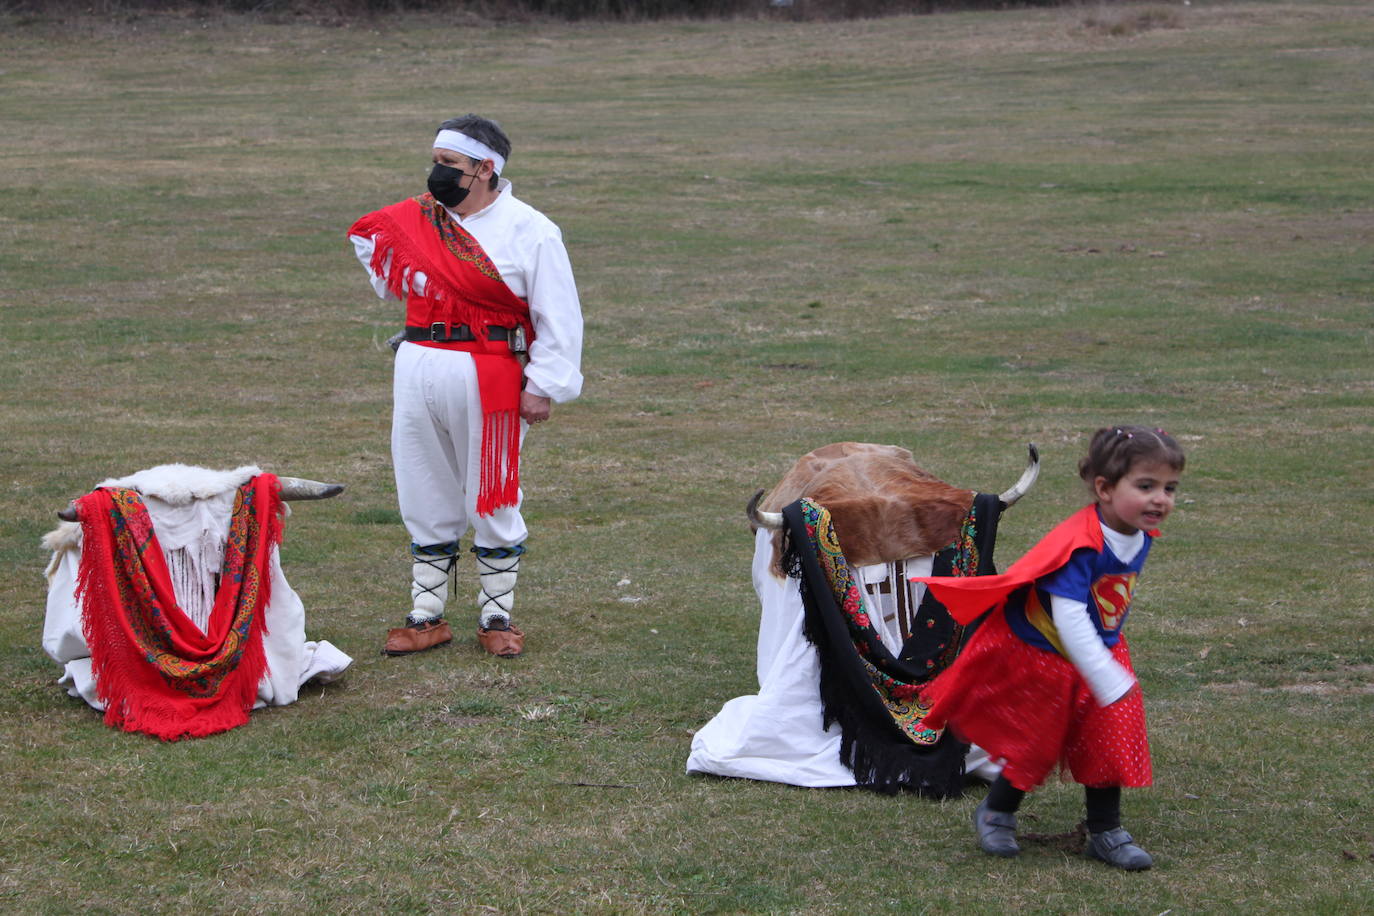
[348,193,533,515]
[73,475,283,741]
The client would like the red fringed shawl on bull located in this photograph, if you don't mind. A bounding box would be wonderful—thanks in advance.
[779,492,1002,796]
[73,475,283,740]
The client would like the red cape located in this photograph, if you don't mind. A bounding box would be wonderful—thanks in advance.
[912,504,1106,625]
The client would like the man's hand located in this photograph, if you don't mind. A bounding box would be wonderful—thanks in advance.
[520,392,552,424]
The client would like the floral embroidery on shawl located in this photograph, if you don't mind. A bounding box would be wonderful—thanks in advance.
[418,194,505,282]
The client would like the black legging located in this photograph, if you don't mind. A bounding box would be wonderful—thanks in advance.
[985,775,1122,834]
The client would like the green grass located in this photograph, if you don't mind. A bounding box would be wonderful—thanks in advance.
[2,1,1374,912]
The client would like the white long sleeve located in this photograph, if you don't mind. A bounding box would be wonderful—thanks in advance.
[516,222,583,402]
[350,233,399,301]
[1050,593,1136,706]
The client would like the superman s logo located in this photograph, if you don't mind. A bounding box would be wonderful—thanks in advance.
[1092,573,1137,630]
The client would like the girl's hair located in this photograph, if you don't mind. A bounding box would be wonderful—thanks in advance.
[1078,426,1186,488]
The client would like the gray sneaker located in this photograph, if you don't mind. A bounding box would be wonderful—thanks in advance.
[972,797,1020,857]
[1086,827,1153,871]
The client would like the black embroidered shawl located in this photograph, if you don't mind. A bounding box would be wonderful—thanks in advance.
[781,492,1003,797]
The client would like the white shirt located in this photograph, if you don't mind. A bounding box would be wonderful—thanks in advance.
[350,179,584,403]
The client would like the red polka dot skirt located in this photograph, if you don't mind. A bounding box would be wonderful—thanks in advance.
[922,609,1152,792]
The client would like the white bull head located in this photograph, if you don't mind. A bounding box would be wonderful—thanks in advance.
[57,470,344,521]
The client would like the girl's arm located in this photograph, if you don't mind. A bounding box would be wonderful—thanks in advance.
[1051,594,1136,705]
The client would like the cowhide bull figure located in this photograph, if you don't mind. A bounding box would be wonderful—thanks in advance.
[746,441,1040,576]
[686,442,1039,797]
[42,464,353,741]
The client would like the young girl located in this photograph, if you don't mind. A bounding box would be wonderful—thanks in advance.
[914,426,1185,870]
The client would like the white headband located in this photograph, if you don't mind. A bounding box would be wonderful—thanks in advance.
[433,129,506,175]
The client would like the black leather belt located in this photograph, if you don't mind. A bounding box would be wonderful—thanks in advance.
[405,323,512,343]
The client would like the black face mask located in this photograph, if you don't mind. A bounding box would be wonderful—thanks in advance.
[427,163,471,208]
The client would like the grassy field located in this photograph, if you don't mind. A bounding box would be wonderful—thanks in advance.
[2,1,1372,912]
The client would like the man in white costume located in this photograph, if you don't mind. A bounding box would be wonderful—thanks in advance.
[348,114,583,658]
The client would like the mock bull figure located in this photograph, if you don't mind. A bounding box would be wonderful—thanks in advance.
[42,464,353,740]
[687,442,1038,797]
[348,114,584,659]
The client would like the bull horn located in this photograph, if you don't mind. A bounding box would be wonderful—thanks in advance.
[998,443,1040,508]
[746,488,783,530]
[56,476,345,520]
[278,477,345,501]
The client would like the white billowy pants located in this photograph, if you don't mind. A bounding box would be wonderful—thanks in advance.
[392,342,529,549]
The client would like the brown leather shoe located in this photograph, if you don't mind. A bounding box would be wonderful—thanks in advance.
[477,622,524,658]
[383,619,453,656]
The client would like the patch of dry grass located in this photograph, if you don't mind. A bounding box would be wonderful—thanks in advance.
[1080,2,1185,37]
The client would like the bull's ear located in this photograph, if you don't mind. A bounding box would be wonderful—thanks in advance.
[277,477,345,501]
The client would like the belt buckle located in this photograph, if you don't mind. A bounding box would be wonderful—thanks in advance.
[429,321,447,342]
[510,326,527,354]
